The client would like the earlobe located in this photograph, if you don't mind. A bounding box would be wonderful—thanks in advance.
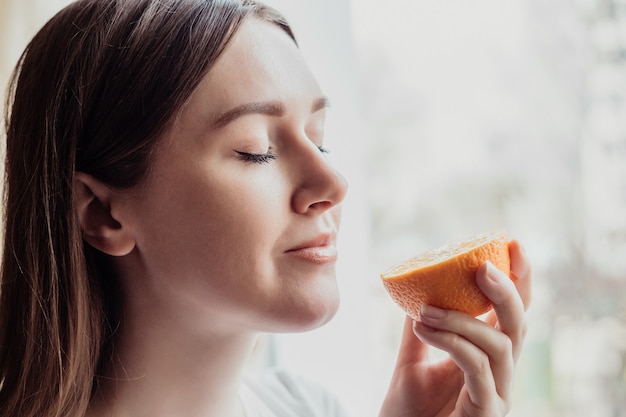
[74,172,136,256]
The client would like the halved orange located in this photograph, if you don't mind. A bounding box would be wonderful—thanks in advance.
[380,230,511,319]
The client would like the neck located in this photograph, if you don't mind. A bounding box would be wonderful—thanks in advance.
[88,298,259,417]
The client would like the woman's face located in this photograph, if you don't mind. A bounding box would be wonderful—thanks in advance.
[116,17,347,335]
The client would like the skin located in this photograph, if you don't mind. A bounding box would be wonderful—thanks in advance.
[75,14,532,417]
[379,240,532,417]
[79,17,347,417]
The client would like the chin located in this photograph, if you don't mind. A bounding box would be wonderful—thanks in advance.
[301,295,340,331]
[273,285,340,333]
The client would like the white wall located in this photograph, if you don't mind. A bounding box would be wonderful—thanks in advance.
[0,0,75,92]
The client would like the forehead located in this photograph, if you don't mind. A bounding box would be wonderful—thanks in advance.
[185,18,321,117]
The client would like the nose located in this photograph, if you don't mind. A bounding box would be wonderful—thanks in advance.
[290,142,348,215]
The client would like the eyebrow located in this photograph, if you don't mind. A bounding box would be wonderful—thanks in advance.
[211,96,330,129]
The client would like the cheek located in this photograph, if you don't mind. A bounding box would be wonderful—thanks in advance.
[132,167,290,278]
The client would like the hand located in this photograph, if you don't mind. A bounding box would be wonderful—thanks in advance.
[379,240,532,417]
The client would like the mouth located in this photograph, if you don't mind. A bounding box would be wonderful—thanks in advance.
[285,233,338,264]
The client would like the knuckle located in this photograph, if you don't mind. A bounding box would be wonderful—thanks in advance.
[471,351,491,376]
[447,332,465,351]
[519,317,529,340]
[498,335,514,356]
[508,316,528,347]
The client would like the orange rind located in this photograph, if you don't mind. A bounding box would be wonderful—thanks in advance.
[380,230,511,319]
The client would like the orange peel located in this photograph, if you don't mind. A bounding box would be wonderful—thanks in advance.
[380,230,511,319]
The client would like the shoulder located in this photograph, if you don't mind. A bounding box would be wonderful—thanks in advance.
[241,368,347,417]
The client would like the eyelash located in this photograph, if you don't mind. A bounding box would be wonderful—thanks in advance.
[235,146,329,164]
[235,150,277,164]
[318,146,330,154]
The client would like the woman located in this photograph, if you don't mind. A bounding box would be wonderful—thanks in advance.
[0,0,532,416]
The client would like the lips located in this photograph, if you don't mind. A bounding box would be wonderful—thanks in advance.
[285,233,338,264]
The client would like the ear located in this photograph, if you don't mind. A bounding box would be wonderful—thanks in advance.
[74,172,136,256]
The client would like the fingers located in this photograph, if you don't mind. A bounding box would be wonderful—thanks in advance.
[415,320,498,395]
[415,307,515,401]
[484,239,531,329]
[411,246,532,410]
[479,239,531,364]
[477,261,527,361]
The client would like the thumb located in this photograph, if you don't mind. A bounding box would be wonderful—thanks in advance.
[394,315,430,367]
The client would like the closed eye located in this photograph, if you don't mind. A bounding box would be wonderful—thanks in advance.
[235,150,277,164]
[235,145,327,164]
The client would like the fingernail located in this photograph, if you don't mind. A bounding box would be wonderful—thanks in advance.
[485,261,502,284]
[420,304,447,320]
[414,321,438,335]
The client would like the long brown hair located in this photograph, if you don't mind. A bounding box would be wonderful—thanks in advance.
[0,1,295,416]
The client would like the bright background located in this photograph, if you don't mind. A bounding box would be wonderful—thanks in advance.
[2,1,626,416]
